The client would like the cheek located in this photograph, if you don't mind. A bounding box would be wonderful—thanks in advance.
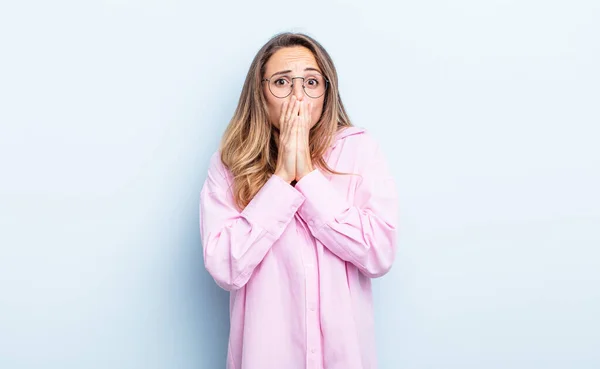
[310,101,324,127]
[263,89,281,126]
[266,98,283,127]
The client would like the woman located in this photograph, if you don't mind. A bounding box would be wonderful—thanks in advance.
[199,32,398,369]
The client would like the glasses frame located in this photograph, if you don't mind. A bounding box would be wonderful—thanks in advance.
[261,72,330,99]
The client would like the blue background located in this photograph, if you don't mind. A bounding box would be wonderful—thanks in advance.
[1,1,599,368]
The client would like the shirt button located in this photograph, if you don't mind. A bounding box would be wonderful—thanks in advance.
[311,348,316,354]
[310,306,316,311]
[309,220,314,226]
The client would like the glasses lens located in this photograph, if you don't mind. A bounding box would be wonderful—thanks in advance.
[269,76,292,98]
[304,74,327,98]
[268,74,328,98]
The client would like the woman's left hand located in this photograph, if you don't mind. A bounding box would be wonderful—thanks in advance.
[295,99,314,181]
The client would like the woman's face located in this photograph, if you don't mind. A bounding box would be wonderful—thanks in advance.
[262,46,326,130]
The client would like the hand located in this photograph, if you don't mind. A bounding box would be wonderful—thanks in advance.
[274,96,300,183]
[295,99,314,181]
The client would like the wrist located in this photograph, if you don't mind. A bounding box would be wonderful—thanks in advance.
[274,171,294,185]
[297,167,315,181]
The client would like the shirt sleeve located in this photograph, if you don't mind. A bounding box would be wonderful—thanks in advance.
[199,152,305,291]
[294,136,398,278]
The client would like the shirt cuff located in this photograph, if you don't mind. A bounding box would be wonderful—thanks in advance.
[241,174,305,237]
[294,169,348,232]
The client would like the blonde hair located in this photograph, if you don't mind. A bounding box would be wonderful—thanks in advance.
[220,32,353,210]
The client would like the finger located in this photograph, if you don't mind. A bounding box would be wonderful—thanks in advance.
[298,101,307,130]
[280,108,291,149]
[286,101,297,135]
[295,113,305,177]
[279,99,289,128]
[301,106,309,148]
[284,103,298,148]
[290,98,301,121]
[285,99,299,135]
[302,102,310,134]
[285,96,297,124]
[282,103,291,135]
[282,118,295,153]
[302,101,310,127]
[283,100,293,134]
[297,117,305,154]
[303,102,311,147]
[293,112,301,145]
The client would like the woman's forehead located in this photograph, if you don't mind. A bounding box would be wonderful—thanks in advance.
[265,46,320,74]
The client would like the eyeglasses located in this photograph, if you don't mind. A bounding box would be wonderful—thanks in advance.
[262,72,329,99]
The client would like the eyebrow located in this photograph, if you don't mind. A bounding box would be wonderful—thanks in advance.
[271,67,322,77]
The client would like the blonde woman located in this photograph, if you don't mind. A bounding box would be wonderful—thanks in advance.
[199,32,399,369]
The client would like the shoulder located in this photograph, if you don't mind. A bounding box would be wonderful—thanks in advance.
[335,126,381,157]
[207,151,224,174]
[206,150,233,186]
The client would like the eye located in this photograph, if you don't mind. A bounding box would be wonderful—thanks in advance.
[274,78,289,86]
[304,77,321,89]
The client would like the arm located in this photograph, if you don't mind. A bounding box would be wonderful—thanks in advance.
[294,136,398,278]
[199,153,305,291]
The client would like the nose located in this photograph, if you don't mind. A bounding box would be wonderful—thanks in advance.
[291,77,305,101]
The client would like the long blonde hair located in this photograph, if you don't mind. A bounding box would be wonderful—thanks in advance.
[220,32,353,210]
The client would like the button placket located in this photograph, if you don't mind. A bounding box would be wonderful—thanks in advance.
[297,218,321,368]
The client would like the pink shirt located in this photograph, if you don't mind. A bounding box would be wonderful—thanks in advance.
[199,126,398,369]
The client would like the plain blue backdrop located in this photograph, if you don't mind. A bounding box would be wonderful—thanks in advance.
[0,0,599,368]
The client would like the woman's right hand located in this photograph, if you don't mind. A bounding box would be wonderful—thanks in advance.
[274,96,301,183]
